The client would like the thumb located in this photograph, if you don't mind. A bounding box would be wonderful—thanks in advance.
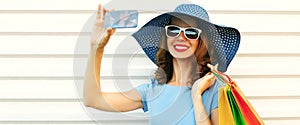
[104,28,116,40]
[98,28,115,48]
[107,28,116,36]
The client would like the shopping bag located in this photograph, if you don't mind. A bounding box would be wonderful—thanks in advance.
[230,80,264,125]
[227,87,246,125]
[218,86,235,125]
[212,69,264,125]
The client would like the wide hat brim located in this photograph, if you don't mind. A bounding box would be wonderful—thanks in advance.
[132,12,240,72]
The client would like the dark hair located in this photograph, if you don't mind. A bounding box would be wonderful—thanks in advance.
[154,29,211,86]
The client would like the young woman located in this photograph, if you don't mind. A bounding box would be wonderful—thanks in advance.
[83,4,240,125]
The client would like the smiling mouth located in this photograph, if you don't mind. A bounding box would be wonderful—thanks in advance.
[174,44,189,52]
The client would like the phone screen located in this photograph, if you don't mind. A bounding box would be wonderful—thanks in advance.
[104,10,138,28]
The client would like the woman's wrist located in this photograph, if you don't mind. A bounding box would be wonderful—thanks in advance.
[90,44,105,56]
[91,44,104,51]
[192,94,202,104]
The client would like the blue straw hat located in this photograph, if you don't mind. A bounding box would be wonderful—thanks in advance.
[132,4,240,72]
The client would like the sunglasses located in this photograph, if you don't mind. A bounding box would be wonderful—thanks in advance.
[165,25,202,40]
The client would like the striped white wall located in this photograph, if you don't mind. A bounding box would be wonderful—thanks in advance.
[0,0,300,124]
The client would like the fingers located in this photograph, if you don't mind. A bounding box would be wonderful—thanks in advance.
[206,74,216,90]
[207,63,213,70]
[96,4,102,20]
[105,28,116,39]
[207,63,215,71]
[207,63,219,72]
[194,73,216,95]
[107,28,116,35]
[203,72,215,84]
[96,28,116,48]
[96,4,108,21]
[206,72,214,79]
[102,9,109,21]
[197,72,215,85]
[205,73,215,82]
[208,74,216,85]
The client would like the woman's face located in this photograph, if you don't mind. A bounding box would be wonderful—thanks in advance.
[166,18,200,59]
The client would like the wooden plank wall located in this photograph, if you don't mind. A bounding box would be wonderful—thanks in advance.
[0,0,299,124]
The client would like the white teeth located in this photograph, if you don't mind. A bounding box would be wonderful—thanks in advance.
[175,46,188,50]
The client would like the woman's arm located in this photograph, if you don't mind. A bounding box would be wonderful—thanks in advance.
[83,4,143,112]
[211,109,219,125]
[192,94,218,125]
[192,64,218,125]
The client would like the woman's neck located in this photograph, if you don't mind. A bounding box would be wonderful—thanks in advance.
[168,57,197,86]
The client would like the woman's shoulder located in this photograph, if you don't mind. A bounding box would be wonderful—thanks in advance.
[135,78,165,99]
[136,78,160,89]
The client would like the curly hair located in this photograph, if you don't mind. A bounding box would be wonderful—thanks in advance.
[154,30,212,86]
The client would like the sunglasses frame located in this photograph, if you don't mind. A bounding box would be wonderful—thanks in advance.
[165,25,202,40]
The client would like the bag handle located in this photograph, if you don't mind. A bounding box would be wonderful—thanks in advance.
[210,65,233,87]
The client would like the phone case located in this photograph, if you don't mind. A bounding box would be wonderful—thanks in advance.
[104,10,138,28]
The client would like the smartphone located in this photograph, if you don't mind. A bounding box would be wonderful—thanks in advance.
[104,10,138,28]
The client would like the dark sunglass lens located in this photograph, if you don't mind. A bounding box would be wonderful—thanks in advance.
[185,29,199,39]
[167,26,180,37]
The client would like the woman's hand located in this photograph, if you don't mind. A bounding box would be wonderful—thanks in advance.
[90,4,116,49]
[191,64,218,125]
[191,64,216,99]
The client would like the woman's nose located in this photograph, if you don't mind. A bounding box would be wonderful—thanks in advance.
[178,31,188,41]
